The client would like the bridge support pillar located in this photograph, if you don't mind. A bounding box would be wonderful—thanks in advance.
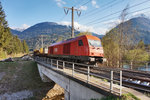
[65,90,70,100]
[37,65,53,82]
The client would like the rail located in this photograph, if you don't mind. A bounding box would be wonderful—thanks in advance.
[35,56,123,96]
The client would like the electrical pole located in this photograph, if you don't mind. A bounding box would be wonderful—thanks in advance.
[71,7,74,38]
[64,7,81,38]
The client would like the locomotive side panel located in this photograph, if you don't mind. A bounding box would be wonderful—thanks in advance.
[70,41,77,56]
[63,43,71,55]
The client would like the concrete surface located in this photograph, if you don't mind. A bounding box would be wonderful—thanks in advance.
[37,63,105,100]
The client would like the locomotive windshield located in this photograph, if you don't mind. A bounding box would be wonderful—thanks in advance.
[88,39,102,47]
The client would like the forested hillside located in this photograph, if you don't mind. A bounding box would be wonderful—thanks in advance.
[0,2,29,59]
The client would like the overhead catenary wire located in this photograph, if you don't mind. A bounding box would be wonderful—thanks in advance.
[89,6,150,27]
[81,0,92,6]
[73,0,86,7]
[59,14,67,22]
[74,0,92,8]
[79,0,124,22]
[78,0,119,20]
[84,0,150,26]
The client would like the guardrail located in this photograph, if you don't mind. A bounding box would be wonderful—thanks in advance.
[35,56,123,96]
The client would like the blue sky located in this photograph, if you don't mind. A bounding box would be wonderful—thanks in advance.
[1,0,150,34]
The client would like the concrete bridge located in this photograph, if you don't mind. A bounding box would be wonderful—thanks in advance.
[35,56,123,100]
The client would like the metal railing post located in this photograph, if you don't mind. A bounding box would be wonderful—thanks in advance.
[87,66,90,83]
[120,70,122,96]
[57,60,58,69]
[72,63,74,77]
[51,59,52,67]
[110,70,113,93]
[63,61,65,71]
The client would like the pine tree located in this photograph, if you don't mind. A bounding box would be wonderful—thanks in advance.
[0,1,29,58]
[22,40,29,53]
[0,1,11,51]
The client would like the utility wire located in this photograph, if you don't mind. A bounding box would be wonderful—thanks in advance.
[59,14,67,22]
[84,0,150,25]
[74,0,86,7]
[79,0,119,19]
[80,0,124,22]
[81,0,92,6]
[74,0,92,8]
[89,6,150,27]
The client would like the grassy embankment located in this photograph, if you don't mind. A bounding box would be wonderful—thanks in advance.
[0,61,55,99]
[0,52,26,60]
[91,93,140,100]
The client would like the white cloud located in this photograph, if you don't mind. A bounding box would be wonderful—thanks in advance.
[131,10,150,17]
[55,0,66,7]
[98,19,122,31]
[79,5,87,11]
[92,0,96,5]
[102,19,121,26]
[11,24,30,32]
[57,21,107,35]
[91,0,99,8]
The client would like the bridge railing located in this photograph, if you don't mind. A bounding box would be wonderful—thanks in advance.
[35,56,122,96]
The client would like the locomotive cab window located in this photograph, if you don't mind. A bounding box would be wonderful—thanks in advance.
[78,40,83,46]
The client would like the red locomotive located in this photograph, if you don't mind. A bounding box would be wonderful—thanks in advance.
[48,35,104,64]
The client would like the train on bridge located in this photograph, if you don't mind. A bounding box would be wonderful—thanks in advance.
[34,35,104,65]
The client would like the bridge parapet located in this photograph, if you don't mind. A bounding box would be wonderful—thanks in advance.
[35,56,123,100]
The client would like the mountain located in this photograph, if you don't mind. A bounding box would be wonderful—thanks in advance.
[127,17,150,44]
[10,29,21,36]
[17,22,80,39]
[92,33,104,39]
[107,17,150,44]
[10,22,103,50]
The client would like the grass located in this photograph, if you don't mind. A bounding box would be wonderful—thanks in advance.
[0,53,25,60]
[120,93,140,100]
[91,93,140,100]
[0,61,55,99]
